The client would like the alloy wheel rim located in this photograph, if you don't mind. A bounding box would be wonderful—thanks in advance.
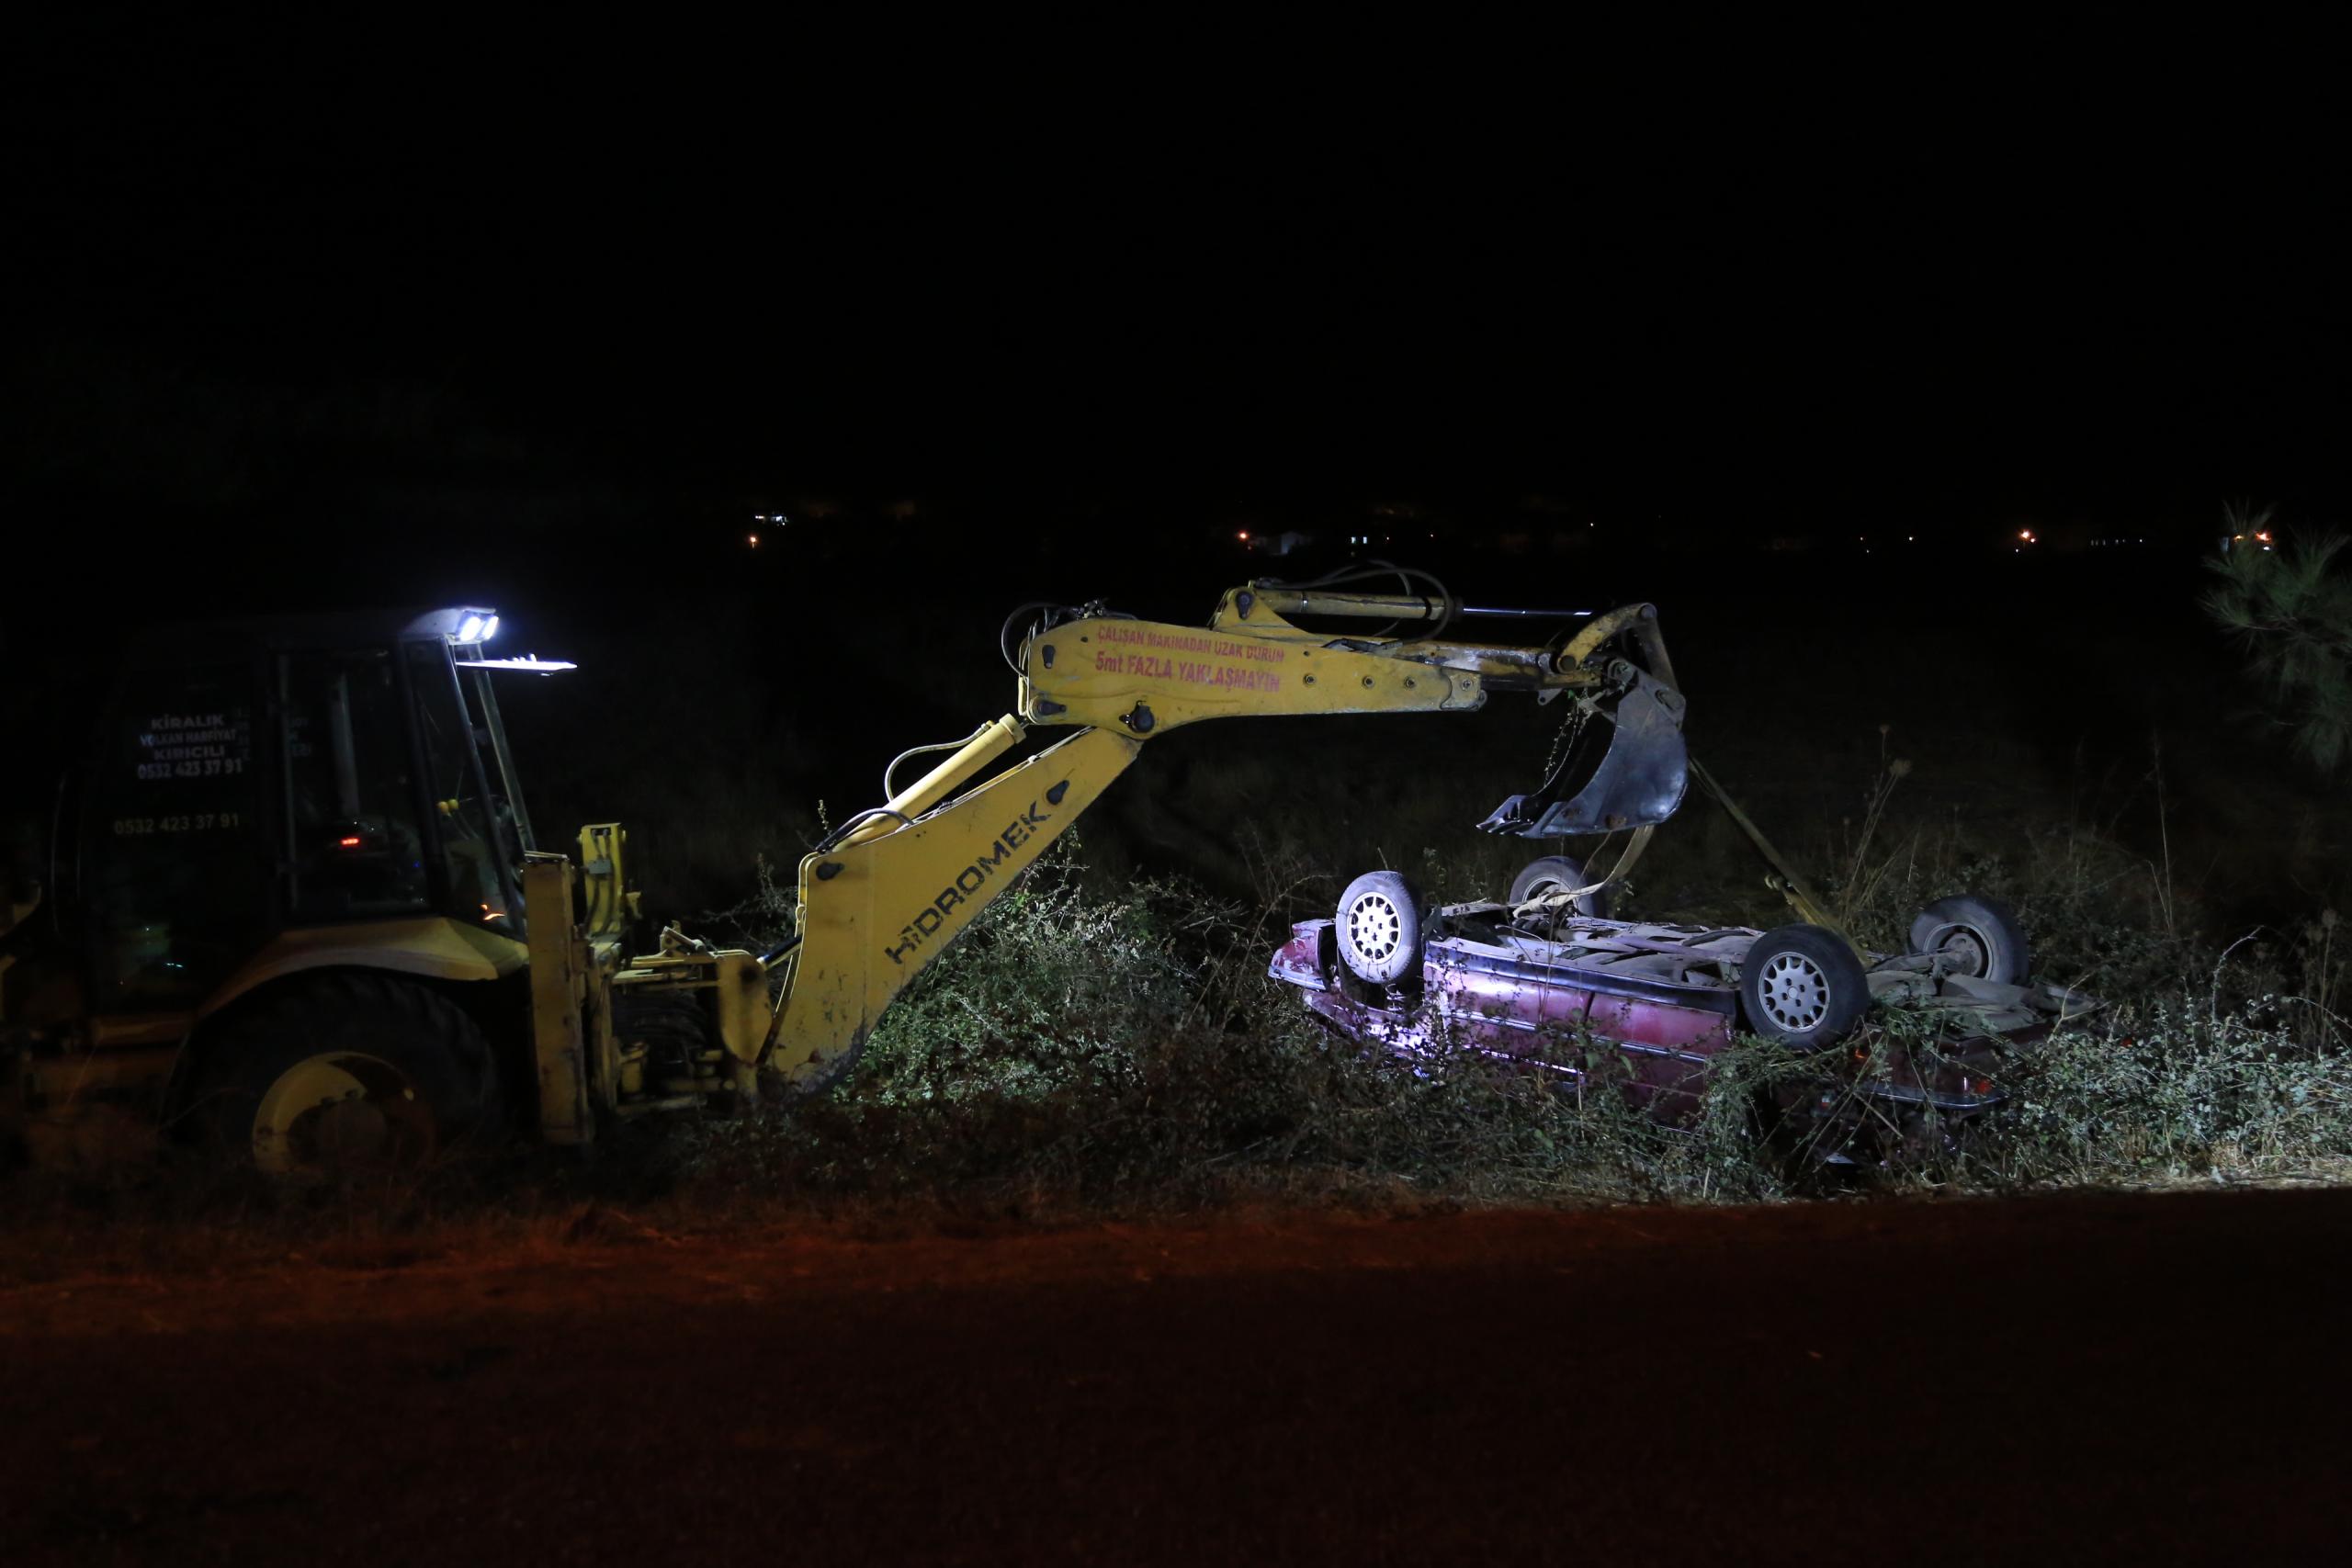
[1758,952,1831,1032]
[1348,894,1403,964]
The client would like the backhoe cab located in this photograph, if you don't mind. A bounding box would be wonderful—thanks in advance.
[0,608,590,1169]
[0,574,1687,1175]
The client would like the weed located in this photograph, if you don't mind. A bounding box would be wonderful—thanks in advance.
[650,797,2352,1213]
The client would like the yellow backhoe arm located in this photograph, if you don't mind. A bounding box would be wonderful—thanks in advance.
[758,587,1684,1094]
[762,724,1142,1090]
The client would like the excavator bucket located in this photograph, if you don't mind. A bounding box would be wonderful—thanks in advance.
[1478,669,1690,838]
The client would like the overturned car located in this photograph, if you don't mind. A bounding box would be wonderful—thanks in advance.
[1269,859,2098,1156]
[1238,566,2094,1157]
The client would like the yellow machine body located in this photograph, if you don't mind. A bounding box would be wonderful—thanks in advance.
[763,725,1143,1089]
[3,901,536,1170]
[4,583,1688,1166]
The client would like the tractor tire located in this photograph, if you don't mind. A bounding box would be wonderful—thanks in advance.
[1336,871,1426,986]
[184,972,506,1178]
[1907,894,2031,985]
[1738,924,1871,1051]
[1508,854,1612,919]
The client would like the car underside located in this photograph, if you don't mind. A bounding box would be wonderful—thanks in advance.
[1269,892,2101,1161]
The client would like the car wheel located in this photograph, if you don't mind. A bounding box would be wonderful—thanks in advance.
[1907,894,2031,985]
[1508,854,1611,919]
[1336,871,1425,986]
[186,974,507,1178]
[1738,924,1870,1050]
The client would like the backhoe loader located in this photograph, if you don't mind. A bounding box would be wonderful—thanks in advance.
[0,571,1689,1174]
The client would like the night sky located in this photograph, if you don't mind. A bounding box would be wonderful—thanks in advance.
[10,47,2347,621]
[17,102,2342,929]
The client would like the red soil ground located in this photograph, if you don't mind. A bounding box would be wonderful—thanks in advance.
[6,1189,2347,1564]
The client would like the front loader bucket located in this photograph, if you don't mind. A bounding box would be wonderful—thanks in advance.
[1478,670,1689,838]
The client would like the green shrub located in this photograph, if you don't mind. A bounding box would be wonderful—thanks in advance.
[659,840,1782,1209]
[2204,507,2352,774]
[1984,1005,2352,1184]
[654,813,2352,1210]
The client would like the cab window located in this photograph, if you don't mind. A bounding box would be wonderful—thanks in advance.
[281,649,430,921]
[404,642,516,929]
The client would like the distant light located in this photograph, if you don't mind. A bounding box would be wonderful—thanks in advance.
[1238,531,1249,540]
[2256,530,2273,543]
[2018,529,2034,542]
[338,835,362,848]
[749,534,761,546]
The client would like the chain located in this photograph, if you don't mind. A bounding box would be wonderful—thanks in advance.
[1540,693,1600,781]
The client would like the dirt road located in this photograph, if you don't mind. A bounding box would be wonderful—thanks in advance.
[5,1190,2347,1564]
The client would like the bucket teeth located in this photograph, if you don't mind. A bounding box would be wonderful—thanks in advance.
[1479,671,1689,838]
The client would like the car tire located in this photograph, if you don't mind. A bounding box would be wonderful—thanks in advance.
[1907,894,2031,985]
[1738,924,1870,1051]
[1336,871,1425,986]
[1508,854,1611,919]
[185,973,507,1178]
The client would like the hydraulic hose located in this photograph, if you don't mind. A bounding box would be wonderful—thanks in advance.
[1256,558,1456,642]
[883,723,996,801]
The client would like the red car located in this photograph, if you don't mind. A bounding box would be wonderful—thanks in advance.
[1268,857,2098,1158]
